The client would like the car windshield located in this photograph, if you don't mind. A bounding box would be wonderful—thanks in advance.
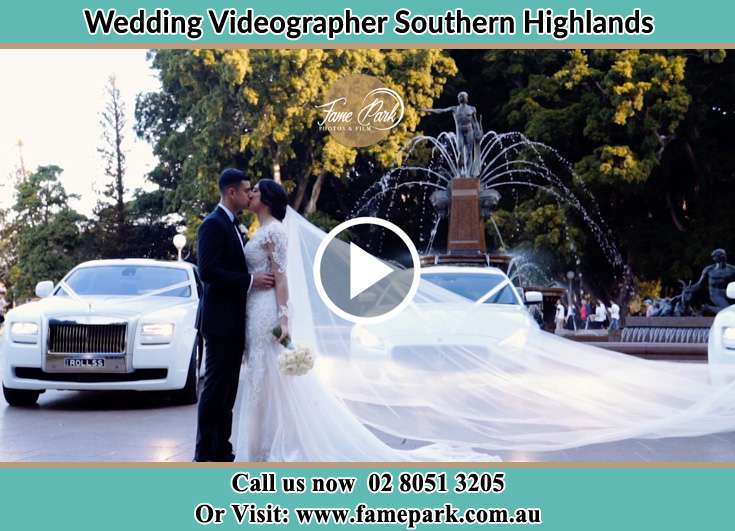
[58,265,191,297]
[420,272,519,305]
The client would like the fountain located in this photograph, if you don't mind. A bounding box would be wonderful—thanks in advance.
[348,91,626,331]
[351,91,621,278]
[610,249,735,359]
[364,90,612,327]
[349,90,729,355]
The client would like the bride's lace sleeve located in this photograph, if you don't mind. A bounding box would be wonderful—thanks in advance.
[263,224,290,324]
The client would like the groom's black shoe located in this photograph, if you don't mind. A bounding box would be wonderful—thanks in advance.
[213,452,235,462]
[192,453,235,462]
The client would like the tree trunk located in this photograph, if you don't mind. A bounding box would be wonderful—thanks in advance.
[292,149,314,212]
[304,173,326,215]
[292,175,309,213]
[683,139,703,195]
[665,190,686,232]
[272,161,281,183]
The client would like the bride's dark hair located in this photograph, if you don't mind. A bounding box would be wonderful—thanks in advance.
[258,178,289,221]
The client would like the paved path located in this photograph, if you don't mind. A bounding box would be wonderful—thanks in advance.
[2,386,735,462]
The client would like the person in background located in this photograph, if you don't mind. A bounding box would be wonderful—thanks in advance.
[579,297,595,330]
[608,300,621,330]
[566,303,577,331]
[595,300,608,329]
[555,300,566,333]
[595,300,607,330]
[644,299,655,317]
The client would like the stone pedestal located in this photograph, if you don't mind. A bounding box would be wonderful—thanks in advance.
[447,178,486,255]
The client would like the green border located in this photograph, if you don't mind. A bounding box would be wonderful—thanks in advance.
[1,1,733,45]
[1,466,731,530]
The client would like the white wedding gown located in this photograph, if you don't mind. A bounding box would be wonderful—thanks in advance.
[235,208,735,461]
[236,220,477,461]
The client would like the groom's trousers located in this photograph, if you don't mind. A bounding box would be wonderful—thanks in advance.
[194,334,245,462]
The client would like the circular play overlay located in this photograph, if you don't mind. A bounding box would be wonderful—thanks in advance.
[313,217,421,324]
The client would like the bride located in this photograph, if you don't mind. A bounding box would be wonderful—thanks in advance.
[237,179,449,461]
[237,179,735,461]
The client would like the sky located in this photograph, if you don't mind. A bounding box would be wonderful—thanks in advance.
[0,50,161,216]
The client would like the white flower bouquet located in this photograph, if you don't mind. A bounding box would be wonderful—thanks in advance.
[272,326,315,376]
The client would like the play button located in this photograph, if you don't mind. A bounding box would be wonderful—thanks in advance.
[350,242,394,299]
[313,217,421,324]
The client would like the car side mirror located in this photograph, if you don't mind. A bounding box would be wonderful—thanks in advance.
[35,281,54,298]
[727,282,735,300]
[524,291,543,304]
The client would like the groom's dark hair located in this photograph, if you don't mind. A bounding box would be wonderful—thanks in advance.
[218,168,247,193]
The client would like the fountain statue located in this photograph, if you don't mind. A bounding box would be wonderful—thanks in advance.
[621,249,735,350]
[691,248,735,315]
[421,91,483,178]
[351,88,622,272]
[420,91,504,257]
[646,249,735,318]
[350,89,622,327]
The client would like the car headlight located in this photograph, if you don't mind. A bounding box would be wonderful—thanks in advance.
[140,323,175,345]
[353,325,386,350]
[10,322,39,344]
[723,327,735,349]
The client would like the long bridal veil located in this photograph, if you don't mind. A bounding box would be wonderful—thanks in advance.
[282,207,735,454]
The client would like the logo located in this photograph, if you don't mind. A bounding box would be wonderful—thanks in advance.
[316,74,405,148]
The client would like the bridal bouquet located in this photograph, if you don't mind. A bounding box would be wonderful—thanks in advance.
[272,326,315,376]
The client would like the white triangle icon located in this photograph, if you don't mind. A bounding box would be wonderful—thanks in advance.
[350,242,394,300]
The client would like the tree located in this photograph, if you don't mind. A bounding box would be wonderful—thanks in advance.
[473,49,733,291]
[95,76,130,258]
[5,166,85,301]
[135,49,457,228]
[0,140,29,302]
[125,189,180,260]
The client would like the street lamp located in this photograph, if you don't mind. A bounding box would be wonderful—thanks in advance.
[566,270,575,306]
[173,234,187,261]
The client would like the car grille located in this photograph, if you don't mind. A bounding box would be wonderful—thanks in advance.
[15,367,166,382]
[48,322,127,354]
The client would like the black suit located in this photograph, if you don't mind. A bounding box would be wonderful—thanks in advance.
[194,206,251,462]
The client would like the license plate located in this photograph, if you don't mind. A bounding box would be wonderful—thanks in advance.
[64,358,105,368]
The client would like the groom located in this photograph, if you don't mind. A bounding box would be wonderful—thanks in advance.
[194,168,275,462]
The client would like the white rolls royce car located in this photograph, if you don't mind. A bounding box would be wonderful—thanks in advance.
[350,266,542,370]
[1,259,202,407]
[708,281,735,385]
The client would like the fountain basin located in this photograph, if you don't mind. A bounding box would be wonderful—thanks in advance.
[620,316,713,344]
[569,316,713,361]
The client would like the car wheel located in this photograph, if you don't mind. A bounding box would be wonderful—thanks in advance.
[3,385,41,407]
[172,338,201,405]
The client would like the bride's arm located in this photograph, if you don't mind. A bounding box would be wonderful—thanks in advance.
[273,267,290,342]
[265,227,290,343]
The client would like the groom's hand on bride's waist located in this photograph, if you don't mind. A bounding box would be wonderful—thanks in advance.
[252,272,276,290]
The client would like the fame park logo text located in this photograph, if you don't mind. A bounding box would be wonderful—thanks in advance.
[316,74,404,148]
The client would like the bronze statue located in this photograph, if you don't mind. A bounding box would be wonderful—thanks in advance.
[691,248,735,314]
[421,91,483,177]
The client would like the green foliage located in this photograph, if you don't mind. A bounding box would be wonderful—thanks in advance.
[135,49,456,221]
[490,199,585,270]
[305,211,341,233]
[3,166,85,301]
[481,49,735,292]
[505,50,693,187]
[5,50,732,303]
